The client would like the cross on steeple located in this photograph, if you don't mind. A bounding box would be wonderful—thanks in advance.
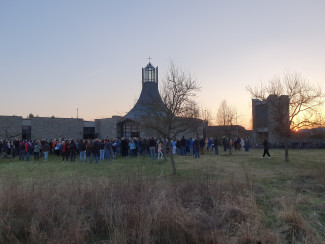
[148,56,152,63]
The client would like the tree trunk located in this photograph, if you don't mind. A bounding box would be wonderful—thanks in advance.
[169,140,177,175]
[284,138,289,162]
[228,135,232,155]
[163,139,168,162]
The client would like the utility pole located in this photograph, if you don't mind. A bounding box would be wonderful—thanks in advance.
[236,112,238,137]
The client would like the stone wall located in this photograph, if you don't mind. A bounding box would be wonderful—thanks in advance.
[252,95,289,145]
[0,116,23,139]
[31,117,83,140]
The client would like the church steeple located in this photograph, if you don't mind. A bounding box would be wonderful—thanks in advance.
[142,62,158,83]
[124,60,164,120]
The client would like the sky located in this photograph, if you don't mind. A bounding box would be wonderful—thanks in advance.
[1,0,325,129]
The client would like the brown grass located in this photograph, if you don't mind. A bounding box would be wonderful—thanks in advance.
[1,149,325,243]
[0,175,282,244]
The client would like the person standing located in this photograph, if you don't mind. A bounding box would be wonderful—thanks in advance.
[33,142,40,161]
[157,140,163,159]
[244,138,250,152]
[214,137,219,155]
[70,140,77,162]
[171,138,176,155]
[199,137,205,155]
[129,139,136,157]
[222,137,227,152]
[10,144,17,161]
[61,141,67,162]
[19,140,25,160]
[79,139,87,162]
[261,138,271,158]
[86,140,92,158]
[90,139,100,163]
[25,141,30,161]
[149,137,156,159]
[193,137,200,158]
[121,137,129,157]
[99,139,105,161]
[181,136,186,156]
[105,139,114,160]
[42,141,50,161]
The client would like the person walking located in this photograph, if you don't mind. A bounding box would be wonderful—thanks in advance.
[261,138,271,158]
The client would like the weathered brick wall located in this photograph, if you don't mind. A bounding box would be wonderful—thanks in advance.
[31,117,83,140]
[0,116,23,139]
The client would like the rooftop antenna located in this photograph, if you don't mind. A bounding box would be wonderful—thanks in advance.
[148,56,152,63]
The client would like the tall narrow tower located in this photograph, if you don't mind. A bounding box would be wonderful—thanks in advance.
[124,62,164,119]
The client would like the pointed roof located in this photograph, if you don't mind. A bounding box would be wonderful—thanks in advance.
[124,82,164,119]
[145,62,154,69]
[124,62,164,120]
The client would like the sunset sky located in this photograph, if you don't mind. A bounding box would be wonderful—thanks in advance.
[1,0,324,128]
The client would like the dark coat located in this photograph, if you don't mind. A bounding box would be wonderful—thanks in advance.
[263,140,269,150]
[91,141,100,154]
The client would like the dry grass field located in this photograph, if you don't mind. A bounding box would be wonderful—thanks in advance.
[0,148,324,243]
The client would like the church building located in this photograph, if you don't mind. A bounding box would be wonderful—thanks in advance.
[117,61,165,138]
[0,61,204,140]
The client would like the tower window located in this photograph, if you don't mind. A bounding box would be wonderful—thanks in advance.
[144,64,156,83]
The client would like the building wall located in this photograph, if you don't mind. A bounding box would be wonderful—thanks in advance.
[252,99,268,130]
[206,125,250,139]
[0,116,23,139]
[95,116,122,138]
[117,117,205,139]
[31,117,83,140]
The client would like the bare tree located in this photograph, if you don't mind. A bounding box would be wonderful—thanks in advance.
[142,61,201,174]
[0,125,21,140]
[247,71,324,161]
[200,107,212,125]
[216,100,237,155]
[216,100,228,126]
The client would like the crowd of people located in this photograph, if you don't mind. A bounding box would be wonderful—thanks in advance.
[0,136,253,162]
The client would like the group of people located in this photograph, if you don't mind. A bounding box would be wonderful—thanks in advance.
[0,139,51,161]
[220,136,251,152]
[0,135,259,162]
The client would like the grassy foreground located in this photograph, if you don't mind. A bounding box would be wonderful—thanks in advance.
[0,149,324,243]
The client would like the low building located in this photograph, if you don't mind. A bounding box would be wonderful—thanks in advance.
[206,125,251,139]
